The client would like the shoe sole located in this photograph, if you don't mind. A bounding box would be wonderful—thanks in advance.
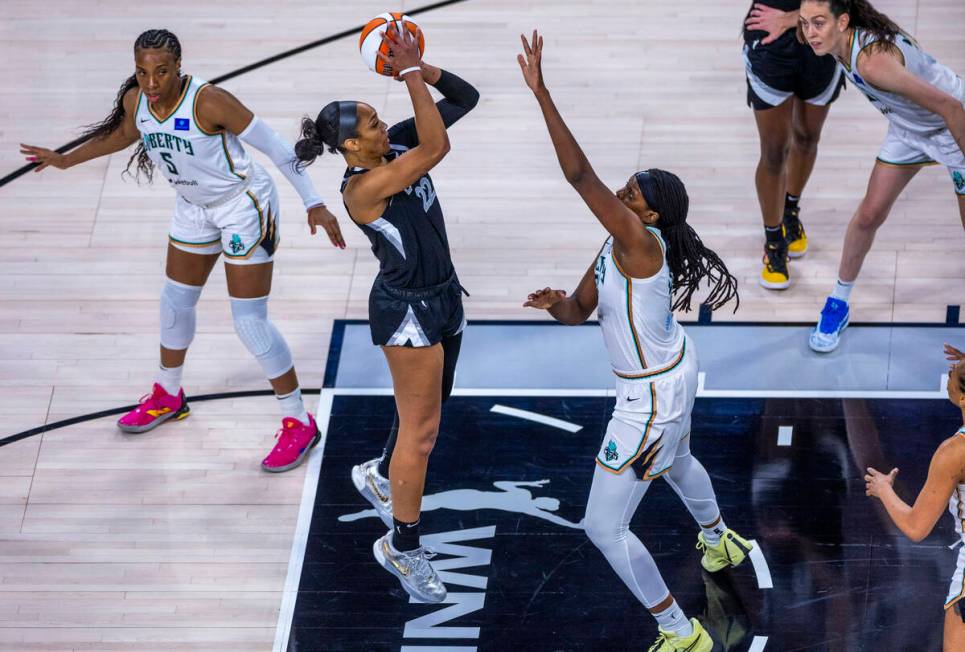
[373,536,447,604]
[352,464,394,528]
[809,316,849,353]
[758,277,791,290]
[261,430,321,474]
[788,247,807,259]
[117,403,190,434]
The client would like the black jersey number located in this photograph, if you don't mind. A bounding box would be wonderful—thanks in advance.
[159,152,179,175]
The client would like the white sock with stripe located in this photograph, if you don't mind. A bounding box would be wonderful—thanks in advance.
[701,516,727,547]
[277,387,309,425]
[653,599,693,637]
[156,364,183,396]
[831,279,854,302]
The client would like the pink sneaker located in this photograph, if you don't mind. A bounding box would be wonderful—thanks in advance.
[261,414,321,473]
[117,383,190,433]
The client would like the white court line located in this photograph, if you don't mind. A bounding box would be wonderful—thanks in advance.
[331,386,946,399]
[490,404,583,432]
[749,636,769,652]
[777,425,793,447]
[748,539,773,589]
[942,373,949,391]
[274,384,940,644]
[272,389,333,652]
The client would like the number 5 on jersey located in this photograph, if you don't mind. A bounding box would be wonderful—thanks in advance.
[160,152,179,175]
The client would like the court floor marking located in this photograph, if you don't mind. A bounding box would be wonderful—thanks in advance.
[269,386,956,650]
[490,404,583,432]
[777,426,794,447]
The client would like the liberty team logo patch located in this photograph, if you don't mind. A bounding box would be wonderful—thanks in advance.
[604,440,619,462]
[954,171,964,193]
[229,234,244,254]
[174,118,190,131]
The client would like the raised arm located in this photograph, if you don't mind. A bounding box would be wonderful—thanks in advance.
[857,45,965,154]
[347,26,450,218]
[865,438,961,542]
[387,63,479,149]
[195,85,345,248]
[523,253,599,326]
[517,30,648,251]
[20,87,141,172]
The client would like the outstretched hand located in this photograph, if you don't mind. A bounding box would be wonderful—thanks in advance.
[307,205,346,249]
[523,287,566,310]
[517,29,545,93]
[865,467,898,499]
[20,143,68,172]
[946,343,964,367]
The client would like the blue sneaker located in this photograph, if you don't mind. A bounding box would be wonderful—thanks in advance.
[809,297,849,353]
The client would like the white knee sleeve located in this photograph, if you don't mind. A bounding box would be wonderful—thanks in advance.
[159,279,202,350]
[665,453,721,526]
[230,296,294,379]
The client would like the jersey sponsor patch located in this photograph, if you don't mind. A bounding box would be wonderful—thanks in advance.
[175,118,190,131]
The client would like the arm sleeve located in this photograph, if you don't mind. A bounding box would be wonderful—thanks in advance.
[388,69,480,149]
[238,117,325,209]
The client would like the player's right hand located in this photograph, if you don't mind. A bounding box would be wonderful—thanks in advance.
[945,343,964,366]
[523,287,566,309]
[20,144,68,172]
[379,24,423,76]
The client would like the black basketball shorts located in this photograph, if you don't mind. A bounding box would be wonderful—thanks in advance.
[743,28,845,110]
[369,275,466,348]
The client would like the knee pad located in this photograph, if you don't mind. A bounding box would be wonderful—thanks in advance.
[230,296,293,379]
[159,279,202,350]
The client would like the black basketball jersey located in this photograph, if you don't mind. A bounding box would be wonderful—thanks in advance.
[341,143,454,289]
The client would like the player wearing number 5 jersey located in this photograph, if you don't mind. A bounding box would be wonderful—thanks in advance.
[20,29,346,472]
[517,30,753,652]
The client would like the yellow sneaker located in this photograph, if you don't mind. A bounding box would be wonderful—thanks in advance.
[647,618,713,652]
[783,208,808,259]
[759,242,791,290]
[697,529,753,572]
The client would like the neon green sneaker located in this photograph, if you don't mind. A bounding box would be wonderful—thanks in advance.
[647,618,713,652]
[696,529,753,572]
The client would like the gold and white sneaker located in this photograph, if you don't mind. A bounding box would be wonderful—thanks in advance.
[373,532,447,603]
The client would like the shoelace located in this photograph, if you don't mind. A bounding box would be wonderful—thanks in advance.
[647,631,671,652]
[763,244,788,271]
[409,548,439,580]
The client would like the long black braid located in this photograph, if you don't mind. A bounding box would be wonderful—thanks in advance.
[79,29,182,181]
[643,169,740,313]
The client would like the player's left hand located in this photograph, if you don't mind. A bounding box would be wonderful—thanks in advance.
[517,29,545,93]
[308,205,346,249]
[745,3,796,45]
[945,343,964,366]
[865,467,898,498]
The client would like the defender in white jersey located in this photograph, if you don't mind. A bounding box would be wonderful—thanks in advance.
[20,29,346,473]
[865,348,965,650]
[518,31,752,652]
[798,0,965,353]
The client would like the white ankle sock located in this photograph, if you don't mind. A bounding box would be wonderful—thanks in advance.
[156,365,183,396]
[277,388,309,425]
[653,600,693,637]
[831,279,854,302]
[701,517,727,547]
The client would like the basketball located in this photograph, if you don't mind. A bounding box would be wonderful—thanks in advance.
[358,12,425,76]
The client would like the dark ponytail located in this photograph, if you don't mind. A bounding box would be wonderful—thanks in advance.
[823,0,904,43]
[642,169,740,314]
[79,29,182,182]
[294,101,360,171]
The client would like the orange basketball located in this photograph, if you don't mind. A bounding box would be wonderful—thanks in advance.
[359,12,425,77]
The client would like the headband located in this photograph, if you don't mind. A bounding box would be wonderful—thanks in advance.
[634,170,660,214]
[336,101,358,148]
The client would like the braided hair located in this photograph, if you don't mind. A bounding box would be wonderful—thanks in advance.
[641,169,740,313]
[79,29,182,181]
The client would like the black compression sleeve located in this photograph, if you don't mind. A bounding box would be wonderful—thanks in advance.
[388,70,480,148]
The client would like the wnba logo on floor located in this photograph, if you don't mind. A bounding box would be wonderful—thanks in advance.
[339,480,582,647]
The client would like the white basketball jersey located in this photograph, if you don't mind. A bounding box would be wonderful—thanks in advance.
[949,429,965,547]
[135,76,253,205]
[594,230,685,379]
[842,29,965,135]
